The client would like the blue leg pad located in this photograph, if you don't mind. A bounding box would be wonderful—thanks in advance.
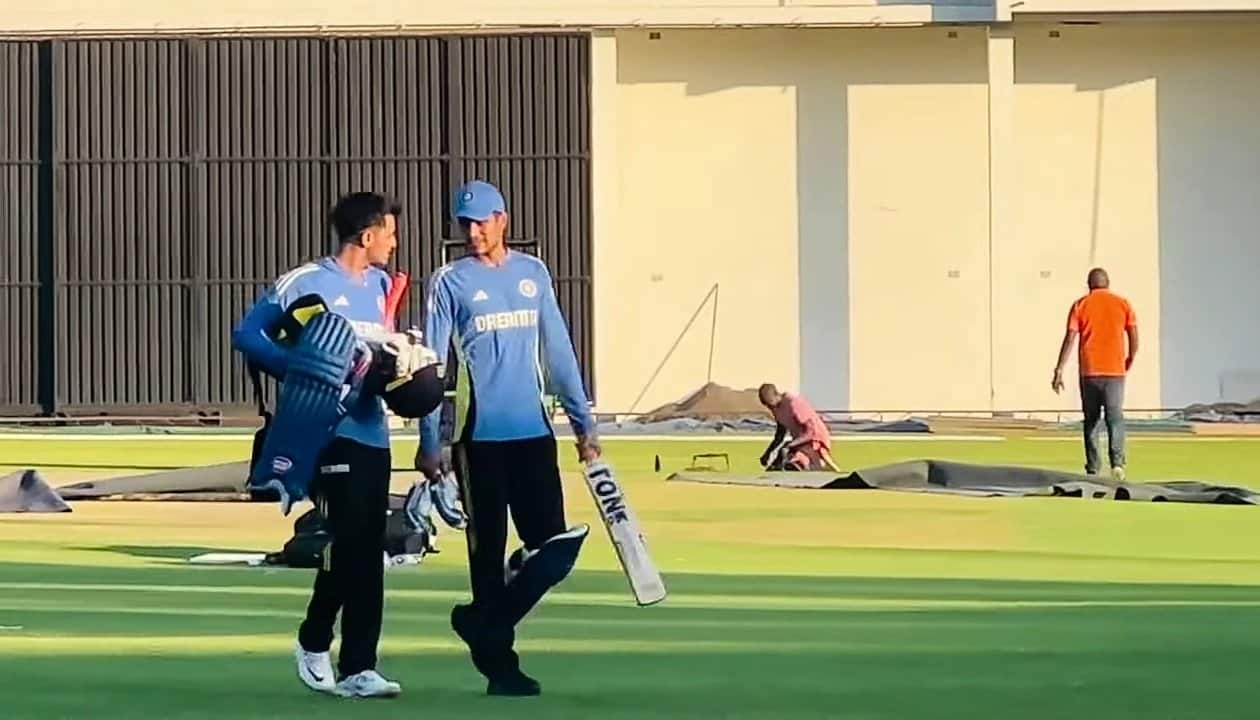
[249,312,358,505]
[497,525,589,627]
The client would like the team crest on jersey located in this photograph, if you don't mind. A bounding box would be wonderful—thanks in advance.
[518,279,537,298]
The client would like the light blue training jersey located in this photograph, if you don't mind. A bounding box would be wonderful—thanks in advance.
[232,257,392,450]
[419,250,594,455]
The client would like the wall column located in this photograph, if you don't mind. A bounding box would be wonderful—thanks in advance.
[590,30,619,411]
[987,26,1016,412]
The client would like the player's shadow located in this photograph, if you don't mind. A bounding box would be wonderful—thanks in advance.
[72,545,269,565]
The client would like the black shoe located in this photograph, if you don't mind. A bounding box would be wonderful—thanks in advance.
[487,669,541,697]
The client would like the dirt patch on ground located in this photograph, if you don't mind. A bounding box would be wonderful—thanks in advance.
[638,383,772,423]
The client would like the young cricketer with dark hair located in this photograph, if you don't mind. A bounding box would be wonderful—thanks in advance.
[233,192,405,698]
[415,180,599,697]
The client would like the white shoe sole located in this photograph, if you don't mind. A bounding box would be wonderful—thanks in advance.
[333,684,402,699]
[300,677,336,694]
[297,664,336,694]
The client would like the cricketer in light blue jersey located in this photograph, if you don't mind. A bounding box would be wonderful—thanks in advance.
[233,257,393,450]
[229,192,405,698]
[416,180,596,697]
[418,229,595,456]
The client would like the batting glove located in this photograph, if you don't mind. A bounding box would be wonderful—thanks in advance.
[431,470,467,530]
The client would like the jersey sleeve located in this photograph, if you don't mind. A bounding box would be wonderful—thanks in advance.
[270,264,317,311]
[536,265,596,438]
[230,275,304,378]
[1123,300,1137,329]
[419,268,457,456]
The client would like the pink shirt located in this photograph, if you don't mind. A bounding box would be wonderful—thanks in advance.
[771,394,830,449]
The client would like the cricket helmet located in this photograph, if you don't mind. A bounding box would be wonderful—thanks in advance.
[381,362,445,419]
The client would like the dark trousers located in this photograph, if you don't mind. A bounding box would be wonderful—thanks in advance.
[297,437,391,677]
[453,436,567,668]
[1080,375,1126,473]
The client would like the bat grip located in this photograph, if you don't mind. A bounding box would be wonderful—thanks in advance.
[383,271,410,329]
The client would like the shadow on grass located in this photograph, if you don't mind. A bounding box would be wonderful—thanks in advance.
[6,463,188,471]
[64,545,275,565]
[1,558,1259,720]
[0,641,1255,720]
[5,558,1260,602]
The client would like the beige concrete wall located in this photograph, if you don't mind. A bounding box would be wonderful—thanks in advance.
[598,28,806,414]
[597,20,1260,413]
[844,35,991,411]
[1000,25,1161,412]
[595,27,991,413]
[0,1,995,35]
[1008,21,1260,409]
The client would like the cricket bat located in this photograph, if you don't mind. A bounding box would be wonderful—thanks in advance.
[383,270,410,329]
[583,459,667,607]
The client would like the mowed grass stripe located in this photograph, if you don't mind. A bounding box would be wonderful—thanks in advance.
[6,579,1260,612]
[0,634,846,656]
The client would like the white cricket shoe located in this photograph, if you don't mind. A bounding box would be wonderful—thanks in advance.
[334,669,402,698]
[295,641,335,694]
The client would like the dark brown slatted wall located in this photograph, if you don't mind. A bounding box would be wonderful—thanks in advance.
[6,33,592,416]
[0,43,42,412]
[328,37,448,333]
[56,40,189,410]
[200,38,330,407]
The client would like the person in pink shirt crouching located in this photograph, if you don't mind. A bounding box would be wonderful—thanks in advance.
[757,383,835,472]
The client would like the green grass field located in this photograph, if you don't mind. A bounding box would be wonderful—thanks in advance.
[1,435,1259,719]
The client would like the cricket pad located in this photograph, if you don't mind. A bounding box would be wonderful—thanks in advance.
[248,310,358,503]
[0,469,71,512]
[668,459,1260,505]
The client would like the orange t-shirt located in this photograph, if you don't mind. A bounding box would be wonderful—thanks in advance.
[1067,289,1136,377]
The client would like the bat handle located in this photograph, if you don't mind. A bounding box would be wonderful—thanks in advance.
[384,271,410,329]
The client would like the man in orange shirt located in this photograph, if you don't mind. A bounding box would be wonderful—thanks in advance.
[1052,268,1138,480]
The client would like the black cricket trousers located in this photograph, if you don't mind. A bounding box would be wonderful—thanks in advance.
[454,435,568,625]
[297,437,391,677]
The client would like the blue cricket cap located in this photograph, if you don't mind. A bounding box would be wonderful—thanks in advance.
[453,180,506,222]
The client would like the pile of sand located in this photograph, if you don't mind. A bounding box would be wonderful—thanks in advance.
[637,382,771,423]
